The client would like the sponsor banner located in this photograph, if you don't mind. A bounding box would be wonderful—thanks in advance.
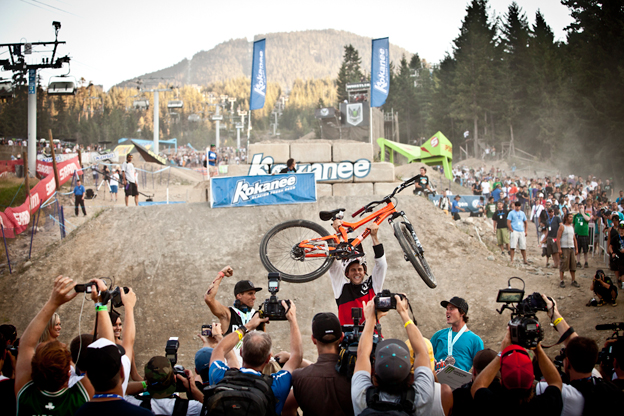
[250,39,267,111]
[247,154,371,182]
[0,159,23,174]
[210,172,316,208]
[37,153,77,163]
[90,151,118,163]
[371,37,390,108]
[429,194,484,214]
[340,102,369,127]
[36,155,83,179]
[0,156,81,237]
[314,107,337,119]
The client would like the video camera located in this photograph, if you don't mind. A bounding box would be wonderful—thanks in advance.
[259,273,291,321]
[496,277,550,349]
[74,280,129,308]
[596,322,624,370]
[165,337,187,392]
[374,290,405,312]
[336,307,380,379]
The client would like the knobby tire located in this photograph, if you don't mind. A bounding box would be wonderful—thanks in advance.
[392,220,437,288]
[259,220,335,283]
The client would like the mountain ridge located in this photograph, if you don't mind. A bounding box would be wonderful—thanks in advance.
[114,29,415,90]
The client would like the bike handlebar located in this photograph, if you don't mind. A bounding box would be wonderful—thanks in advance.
[350,176,418,217]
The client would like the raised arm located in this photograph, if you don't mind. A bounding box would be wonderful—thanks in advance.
[536,343,562,391]
[210,312,268,365]
[204,266,233,325]
[281,301,302,374]
[396,295,429,369]
[119,288,137,360]
[541,294,578,346]
[15,276,77,393]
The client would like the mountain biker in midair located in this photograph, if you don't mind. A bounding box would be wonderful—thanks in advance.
[328,221,387,326]
[414,167,434,195]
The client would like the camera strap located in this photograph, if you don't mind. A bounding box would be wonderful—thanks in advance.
[543,326,575,349]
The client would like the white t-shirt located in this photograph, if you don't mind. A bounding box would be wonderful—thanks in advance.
[481,182,491,194]
[125,395,202,415]
[121,161,136,183]
[535,381,584,416]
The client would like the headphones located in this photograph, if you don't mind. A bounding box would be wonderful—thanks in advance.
[233,300,249,313]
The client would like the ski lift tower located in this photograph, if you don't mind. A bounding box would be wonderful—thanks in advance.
[0,21,71,176]
[137,80,175,154]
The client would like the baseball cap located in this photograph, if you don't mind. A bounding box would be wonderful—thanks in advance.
[84,338,123,383]
[312,312,342,343]
[374,339,411,384]
[440,297,469,315]
[194,347,213,376]
[500,345,534,390]
[538,193,544,198]
[234,280,263,296]
[145,356,176,398]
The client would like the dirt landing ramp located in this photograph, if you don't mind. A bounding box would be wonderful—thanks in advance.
[0,195,608,370]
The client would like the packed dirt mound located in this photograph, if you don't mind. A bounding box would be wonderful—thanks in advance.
[0,194,617,371]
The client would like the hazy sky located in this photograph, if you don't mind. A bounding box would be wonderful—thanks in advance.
[1,0,573,91]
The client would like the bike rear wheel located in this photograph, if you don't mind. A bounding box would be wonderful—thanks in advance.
[259,220,335,283]
[392,220,437,288]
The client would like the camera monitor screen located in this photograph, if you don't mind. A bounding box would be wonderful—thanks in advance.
[496,288,524,303]
[377,297,392,308]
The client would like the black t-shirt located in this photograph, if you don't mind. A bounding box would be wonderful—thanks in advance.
[570,376,624,415]
[494,210,509,229]
[0,378,16,416]
[473,182,482,195]
[414,175,429,189]
[517,191,528,203]
[609,229,624,257]
[545,185,553,195]
[546,215,562,238]
[452,379,502,416]
[473,385,562,416]
[75,399,154,416]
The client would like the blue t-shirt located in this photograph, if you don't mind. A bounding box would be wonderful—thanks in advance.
[208,151,217,166]
[492,188,502,202]
[73,185,85,196]
[451,200,460,213]
[430,327,484,372]
[507,209,527,232]
[209,360,292,415]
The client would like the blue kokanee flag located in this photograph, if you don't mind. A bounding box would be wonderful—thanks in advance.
[250,39,267,110]
[371,37,390,108]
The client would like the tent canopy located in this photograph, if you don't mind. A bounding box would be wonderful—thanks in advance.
[377,131,453,180]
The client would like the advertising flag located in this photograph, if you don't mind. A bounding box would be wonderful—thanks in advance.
[370,37,390,108]
[250,39,267,110]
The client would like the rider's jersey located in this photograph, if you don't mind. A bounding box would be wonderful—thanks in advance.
[414,175,430,190]
[329,244,387,326]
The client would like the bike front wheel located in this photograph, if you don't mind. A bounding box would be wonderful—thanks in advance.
[259,220,335,283]
[392,220,437,288]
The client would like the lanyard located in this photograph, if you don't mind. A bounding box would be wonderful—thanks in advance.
[448,325,468,357]
[93,394,124,400]
[232,306,255,324]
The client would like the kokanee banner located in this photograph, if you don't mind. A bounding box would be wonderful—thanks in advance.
[429,195,484,214]
[250,39,267,111]
[0,155,82,238]
[210,173,316,208]
[371,37,390,108]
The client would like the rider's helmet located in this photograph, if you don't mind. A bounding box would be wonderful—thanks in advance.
[343,255,367,278]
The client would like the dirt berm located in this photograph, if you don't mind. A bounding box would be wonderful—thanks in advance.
[0,194,615,370]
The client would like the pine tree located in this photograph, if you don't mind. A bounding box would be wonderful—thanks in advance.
[336,45,364,104]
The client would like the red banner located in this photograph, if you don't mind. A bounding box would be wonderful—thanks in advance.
[0,156,83,238]
[0,160,23,174]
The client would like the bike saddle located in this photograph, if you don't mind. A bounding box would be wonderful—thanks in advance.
[319,208,345,221]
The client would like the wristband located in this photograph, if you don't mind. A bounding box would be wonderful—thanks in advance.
[218,271,225,278]
[404,320,414,328]
[141,381,147,391]
[553,317,563,327]
[96,305,108,312]
[236,329,244,341]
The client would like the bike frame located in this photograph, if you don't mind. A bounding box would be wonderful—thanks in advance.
[298,201,399,258]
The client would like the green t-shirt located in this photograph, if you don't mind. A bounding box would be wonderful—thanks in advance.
[17,380,89,416]
[573,213,590,236]
[486,203,497,218]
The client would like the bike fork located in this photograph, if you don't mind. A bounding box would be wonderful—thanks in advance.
[389,212,425,253]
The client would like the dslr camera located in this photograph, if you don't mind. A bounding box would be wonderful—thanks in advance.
[259,273,291,321]
[165,337,188,392]
[374,290,405,312]
[496,277,550,349]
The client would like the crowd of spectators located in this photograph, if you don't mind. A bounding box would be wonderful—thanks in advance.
[3,257,623,416]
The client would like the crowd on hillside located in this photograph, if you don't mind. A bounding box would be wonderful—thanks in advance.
[2,229,623,415]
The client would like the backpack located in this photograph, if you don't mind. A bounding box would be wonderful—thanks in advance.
[570,376,624,415]
[358,385,416,416]
[137,395,189,416]
[201,368,276,416]
[85,189,95,199]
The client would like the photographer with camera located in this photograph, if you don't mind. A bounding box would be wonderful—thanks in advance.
[282,312,354,416]
[608,219,624,290]
[329,221,387,326]
[351,297,435,415]
[430,297,484,372]
[204,266,263,359]
[470,329,563,416]
[600,337,624,390]
[590,269,618,307]
[207,299,302,415]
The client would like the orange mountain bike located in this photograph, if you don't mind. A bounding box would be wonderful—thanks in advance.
[259,177,436,287]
